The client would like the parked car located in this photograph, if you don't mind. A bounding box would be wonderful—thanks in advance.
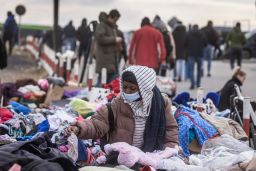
[243,29,256,58]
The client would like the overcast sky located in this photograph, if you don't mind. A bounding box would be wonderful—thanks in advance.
[1,0,255,31]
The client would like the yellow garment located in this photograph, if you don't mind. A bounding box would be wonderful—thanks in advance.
[69,98,96,116]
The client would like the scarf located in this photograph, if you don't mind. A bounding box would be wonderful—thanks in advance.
[120,66,166,152]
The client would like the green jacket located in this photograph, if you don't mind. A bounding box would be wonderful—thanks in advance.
[226,28,246,48]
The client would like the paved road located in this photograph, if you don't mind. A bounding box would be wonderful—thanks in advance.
[175,60,256,100]
[1,51,255,100]
[0,50,47,82]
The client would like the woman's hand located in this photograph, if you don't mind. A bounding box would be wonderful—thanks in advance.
[66,122,80,136]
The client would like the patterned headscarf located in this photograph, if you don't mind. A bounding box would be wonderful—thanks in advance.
[120,66,156,118]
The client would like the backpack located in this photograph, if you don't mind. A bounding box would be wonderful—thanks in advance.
[162,31,173,58]
[100,103,115,151]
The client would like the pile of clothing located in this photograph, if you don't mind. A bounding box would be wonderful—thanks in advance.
[173,92,248,157]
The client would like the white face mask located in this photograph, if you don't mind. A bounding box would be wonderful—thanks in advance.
[123,91,140,102]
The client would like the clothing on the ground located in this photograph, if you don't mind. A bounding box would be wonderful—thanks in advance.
[200,112,247,140]
[175,105,218,156]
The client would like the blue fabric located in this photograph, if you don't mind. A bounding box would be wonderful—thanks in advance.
[10,101,31,115]
[173,92,190,107]
[175,105,218,156]
[16,136,33,141]
[36,120,50,134]
[206,92,220,107]
[77,140,88,161]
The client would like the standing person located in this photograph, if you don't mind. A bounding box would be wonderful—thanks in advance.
[201,20,219,77]
[2,11,18,55]
[0,37,7,70]
[185,25,207,89]
[152,15,176,74]
[63,20,76,51]
[76,18,91,64]
[67,65,179,153]
[226,22,246,70]
[129,17,166,73]
[172,21,187,82]
[95,9,122,84]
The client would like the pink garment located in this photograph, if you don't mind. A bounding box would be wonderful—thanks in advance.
[37,79,49,91]
[59,145,69,153]
[104,142,178,169]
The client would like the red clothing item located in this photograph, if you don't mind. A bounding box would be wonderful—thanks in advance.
[129,25,166,69]
[0,108,13,123]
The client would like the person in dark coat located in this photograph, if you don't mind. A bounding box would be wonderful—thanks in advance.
[63,21,76,51]
[0,37,7,70]
[76,18,92,63]
[218,67,246,111]
[2,11,18,55]
[95,9,122,84]
[173,21,187,81]
[185,24,207,89]
[201,20,219,77]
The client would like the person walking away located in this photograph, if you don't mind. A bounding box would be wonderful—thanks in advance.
[63,21,76,51]
[172,21,187,82]
[201,20,219,77]
[2,11,18,56]
[152,15,175,76]
[76,18,92,65]
[95,9,122,84]
[129,17,166,73]
[226,22,246,70]
[185,25,207,89]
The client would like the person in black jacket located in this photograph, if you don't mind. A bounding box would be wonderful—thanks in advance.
[63,21,76,51]
[173,21,186,82]
[185,24,207,89]
[218,67,246,111]
[0,37,7,70]
[2,11,18,56]
[76,18,92,63]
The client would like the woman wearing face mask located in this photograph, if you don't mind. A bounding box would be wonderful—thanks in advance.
[67,65,179,152]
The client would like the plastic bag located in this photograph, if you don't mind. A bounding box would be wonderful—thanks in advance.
[189,134,255,171]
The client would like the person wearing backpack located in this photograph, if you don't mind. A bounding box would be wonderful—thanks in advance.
[152,15,176,75]
[67,65,179,153]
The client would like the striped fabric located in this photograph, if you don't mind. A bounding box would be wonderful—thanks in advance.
[120,66,156,148]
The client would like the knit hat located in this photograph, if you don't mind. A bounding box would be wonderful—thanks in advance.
[122,71,138,85]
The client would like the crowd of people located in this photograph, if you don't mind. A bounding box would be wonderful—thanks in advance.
[1,9,247,90]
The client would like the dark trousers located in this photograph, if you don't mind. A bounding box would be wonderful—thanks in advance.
[188,57,203,88]
[3,35,14,55]
[230,47,242,69]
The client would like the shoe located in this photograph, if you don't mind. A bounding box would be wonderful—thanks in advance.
[178,78,181,82]
[207,73,211,77]
[190,86,195,90]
